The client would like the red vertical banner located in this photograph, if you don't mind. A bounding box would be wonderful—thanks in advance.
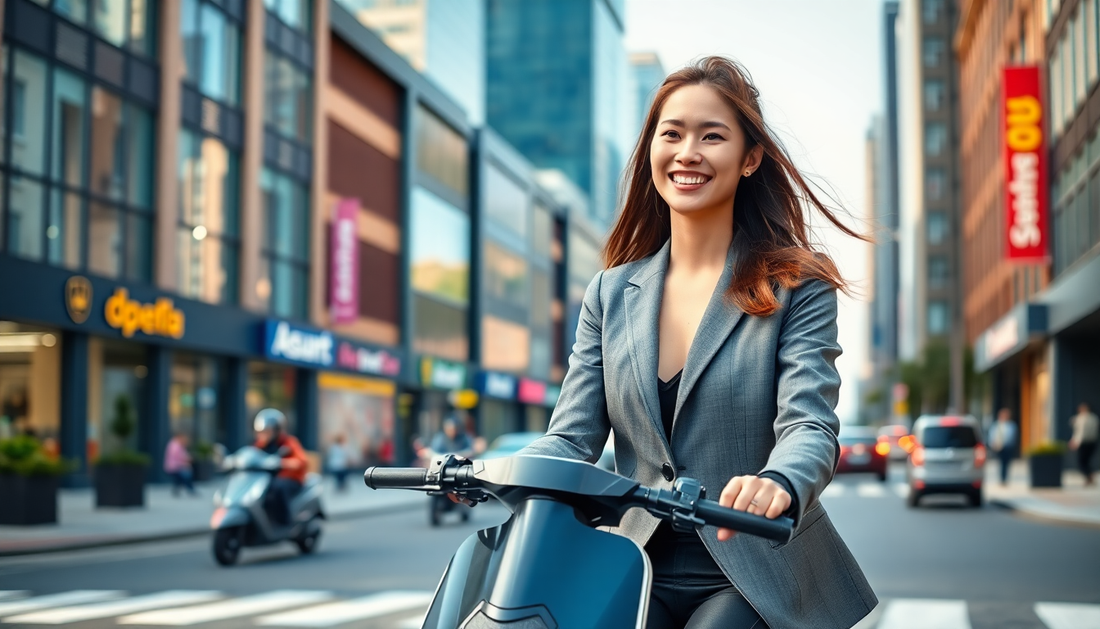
[329,198,360,324]
[1002,66,1049,262]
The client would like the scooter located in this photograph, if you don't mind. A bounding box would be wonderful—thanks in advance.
[364,454,794,629]
[210,446,324,566]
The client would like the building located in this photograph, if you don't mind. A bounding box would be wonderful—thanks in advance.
[957,0,1058,451]
[629,51,665,132]
[485,0,634,228]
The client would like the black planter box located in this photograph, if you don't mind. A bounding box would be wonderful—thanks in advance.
[95,464,147,508]
[1029,455,1063,488]
[0,474,59,525]
[193,460,216,482]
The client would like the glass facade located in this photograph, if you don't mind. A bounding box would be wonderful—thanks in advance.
[264,50,312,144]
[416,106,468,196]
[181,0,243,106]
[259,168,310,319]
[484,164,527,239]
[484,241,527,309]
[178,130,241,305]
[169,353,227,447]
[87,337,148,460]
[410,185,469,360]
[0,322,62,444]
[265,0,313,33]
[246,362,298,435]
[927,212,948,246]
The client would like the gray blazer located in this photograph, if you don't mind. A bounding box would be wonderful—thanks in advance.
[520,240,877,629]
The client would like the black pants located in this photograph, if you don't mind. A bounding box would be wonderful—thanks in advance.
[1079,441,1097,481]
[268,477,302,525]
[997,450,1013,484]
[644,523,766,629]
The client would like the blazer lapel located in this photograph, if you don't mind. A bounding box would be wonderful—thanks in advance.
[672,243,745,432]
[624,241,671,452]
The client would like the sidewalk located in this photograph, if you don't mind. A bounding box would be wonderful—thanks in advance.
[0,475,423,557]
[986,458,1100,529]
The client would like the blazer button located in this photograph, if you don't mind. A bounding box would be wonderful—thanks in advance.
[662,463,675,481]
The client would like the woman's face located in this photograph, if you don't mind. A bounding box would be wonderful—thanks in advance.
[650,84,760,217]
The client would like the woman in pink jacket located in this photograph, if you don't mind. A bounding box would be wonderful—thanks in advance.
[164,432,196,497]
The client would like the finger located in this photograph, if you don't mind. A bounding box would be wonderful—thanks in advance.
[717,526,736,542]
[764,490,792,519]
[731,478,762,512]
[719,476,745,508]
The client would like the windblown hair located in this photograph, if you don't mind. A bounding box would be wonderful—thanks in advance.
[603,56,866,316]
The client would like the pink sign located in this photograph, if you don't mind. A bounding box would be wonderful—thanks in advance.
[517,378,547,405]
[329,198,359,324]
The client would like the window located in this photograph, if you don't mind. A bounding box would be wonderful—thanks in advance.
[927,212,949,245]
[259,169,309,318]
[925,168,947,201]
[924,122,948,156]
[928,301,949,335]
[1075,12,1087,106]
[264,0,312,32]
[178,130,241,305]
[928,256,949,290]
[181,0,243,106]
[410,186,469,304]
[264,51,311,144]
[51,0,155,56]
[922,37,946,67]
[484,164,528,237]
[923,80,946,112]
[416,107,468,196]
[1051,50,1064,137]
[923,0,945,23]
[532,203,552,259]
[484,241,528,309]
[1088,0,1098,85]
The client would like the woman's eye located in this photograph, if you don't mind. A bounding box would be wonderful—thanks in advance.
[704,133,724,141]
[662,130,680,139]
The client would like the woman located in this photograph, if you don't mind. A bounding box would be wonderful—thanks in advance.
[519,57,877,628]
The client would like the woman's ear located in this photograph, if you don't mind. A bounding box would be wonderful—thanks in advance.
[744,145,764,174]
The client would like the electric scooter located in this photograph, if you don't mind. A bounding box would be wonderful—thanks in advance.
[210,446,324,566]
[364,454,793,629]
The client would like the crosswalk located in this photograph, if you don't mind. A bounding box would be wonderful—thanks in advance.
[824,481,911,499]
[0,590,1097,628]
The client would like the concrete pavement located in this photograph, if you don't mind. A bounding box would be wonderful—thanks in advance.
[0,475,423,556]
[986,459,1100,529]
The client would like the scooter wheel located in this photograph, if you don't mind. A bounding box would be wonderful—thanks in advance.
[296,520,321,554]
[213,528,242,566]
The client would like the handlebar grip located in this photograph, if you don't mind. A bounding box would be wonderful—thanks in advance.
[695,500,794,544]
[363,467,429,490]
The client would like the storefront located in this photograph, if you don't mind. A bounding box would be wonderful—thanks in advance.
[476,371,520,444]
[401,356,469,463]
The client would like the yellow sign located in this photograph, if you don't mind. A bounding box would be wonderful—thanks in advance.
[65,276,92,324]
[104,288,185,339]
[318,372,396,397]
[448,389,479,409]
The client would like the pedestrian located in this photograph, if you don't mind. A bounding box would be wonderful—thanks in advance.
[326,433,351,493]
[513,57,876,627]
[1069,402,1099,486]
[988,408,1018,486]
[164,431,197,497]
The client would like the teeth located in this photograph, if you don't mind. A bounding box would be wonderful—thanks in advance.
[672,175,708,185]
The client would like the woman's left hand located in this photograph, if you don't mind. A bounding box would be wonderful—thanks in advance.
[716,475,792,542]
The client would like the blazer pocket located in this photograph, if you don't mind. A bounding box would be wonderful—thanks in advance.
[770,502,826,549]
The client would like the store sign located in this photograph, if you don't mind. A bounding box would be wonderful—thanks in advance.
[1002,66,1049,261]
[265,320,334,367]
[105,288,185,339]
[478,372,517,400]
[517,378,547,405]
[329,198,359,324]
[336,341,401,377]
[974,303,1048,372]
[420,357,466,389]
[65,276,92,324]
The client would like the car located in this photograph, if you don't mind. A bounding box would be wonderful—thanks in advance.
[836,425,889,482]
[877,424,912,460]
[905,415,986,508]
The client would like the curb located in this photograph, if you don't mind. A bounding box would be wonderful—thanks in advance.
[990,497,1100,530]
[0,498,424,558]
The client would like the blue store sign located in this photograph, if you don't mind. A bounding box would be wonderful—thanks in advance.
[263,320,335,368]
[476,371,517,400]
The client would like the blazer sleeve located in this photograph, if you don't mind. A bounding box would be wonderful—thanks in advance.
[758,279,842,526]
[518,271,611,463]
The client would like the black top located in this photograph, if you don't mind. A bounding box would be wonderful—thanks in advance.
[657,370,683,441]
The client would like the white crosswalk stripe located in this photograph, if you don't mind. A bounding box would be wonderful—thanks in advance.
[0,591,125,618]
[5,591,223,625]
[857,483,887,498]
[893,483,910,498]
[117,590,333,626]
[396,615,425,629]
[256,591,433,627]
[1034,602,1100,629]
[876,599,972,629]
[822,483,847,497]
[0,593,27,603]
[821,482,915,499]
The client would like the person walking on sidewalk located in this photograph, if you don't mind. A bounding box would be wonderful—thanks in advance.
[164,431,197,497]
[988,408,1018,486]
[326,433,352,493]
[1069,402,1099,486]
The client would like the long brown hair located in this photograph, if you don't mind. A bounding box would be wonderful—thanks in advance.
[603,56,866,316]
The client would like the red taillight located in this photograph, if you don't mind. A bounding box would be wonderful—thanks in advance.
[974,444,987,467]
[911,446,925,466]
[941,417,960,426]
[899,435,916,453]
[875,441,891,457]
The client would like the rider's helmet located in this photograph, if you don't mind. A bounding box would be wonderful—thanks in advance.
[254,408,288,438]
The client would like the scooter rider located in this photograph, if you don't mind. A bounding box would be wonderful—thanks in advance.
[253,408,308,526]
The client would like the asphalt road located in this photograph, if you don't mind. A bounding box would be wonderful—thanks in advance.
[0,465,1097,629]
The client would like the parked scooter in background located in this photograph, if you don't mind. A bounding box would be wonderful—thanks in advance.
[364,454,793,629]
[210,445,324,566]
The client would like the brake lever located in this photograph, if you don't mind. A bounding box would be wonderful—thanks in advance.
[640,477,707,533]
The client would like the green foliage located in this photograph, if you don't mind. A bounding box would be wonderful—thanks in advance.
[1027,441,1068,456]
[895,341,984,420]
[95,450,151,467]
[0,436,72,477]
[110,395,136,441]
[191,441,215,461]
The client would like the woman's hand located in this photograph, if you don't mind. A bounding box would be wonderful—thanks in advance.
[716,475,792,542]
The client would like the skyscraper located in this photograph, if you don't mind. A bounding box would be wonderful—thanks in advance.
[630,51,665,132]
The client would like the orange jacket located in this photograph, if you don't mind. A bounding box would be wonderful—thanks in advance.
[256,434,309,484]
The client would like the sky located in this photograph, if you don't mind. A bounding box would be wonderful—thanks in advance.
[624,0,885,423]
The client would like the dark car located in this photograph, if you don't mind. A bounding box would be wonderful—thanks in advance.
[836,426,889,482]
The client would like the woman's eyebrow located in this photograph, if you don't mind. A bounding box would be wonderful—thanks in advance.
[658,118,731,131]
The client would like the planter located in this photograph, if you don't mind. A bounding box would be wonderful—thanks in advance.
[193,460,216,482]
[1028,454,1063,488]
[95,463,147,508]
[0,474,59,525]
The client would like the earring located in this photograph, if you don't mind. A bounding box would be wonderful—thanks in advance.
[744,170,751,176]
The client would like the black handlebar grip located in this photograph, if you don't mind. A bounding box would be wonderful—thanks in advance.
[363,467,429,490]
[695,500,794,544]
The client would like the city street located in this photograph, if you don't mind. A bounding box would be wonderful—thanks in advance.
[0,465,1097,629]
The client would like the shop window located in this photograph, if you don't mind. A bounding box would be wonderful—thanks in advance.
[87,337,148,461]
[318,373,395,467]
[170,354,226,447]
[0,322,62,445]
[246,362,298,435]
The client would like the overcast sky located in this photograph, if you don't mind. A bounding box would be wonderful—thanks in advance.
[624,0,885,423]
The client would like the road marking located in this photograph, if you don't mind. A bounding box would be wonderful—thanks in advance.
[893,483,909,498]
[5,591,223,625]
[857,483,887,498]
[0,591,124,619]
[0,593,26,603]
[822,484,846,497]
[1035,602,1100,629]
[396,614,426,629]
[256,591,433,627]
[118,591,333,625]
[876,599,971,629]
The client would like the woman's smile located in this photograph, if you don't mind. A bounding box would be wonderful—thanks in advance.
[669,170,713,191]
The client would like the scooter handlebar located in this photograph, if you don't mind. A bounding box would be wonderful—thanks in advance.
[695,499,794,544]
[363,466,429,490]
